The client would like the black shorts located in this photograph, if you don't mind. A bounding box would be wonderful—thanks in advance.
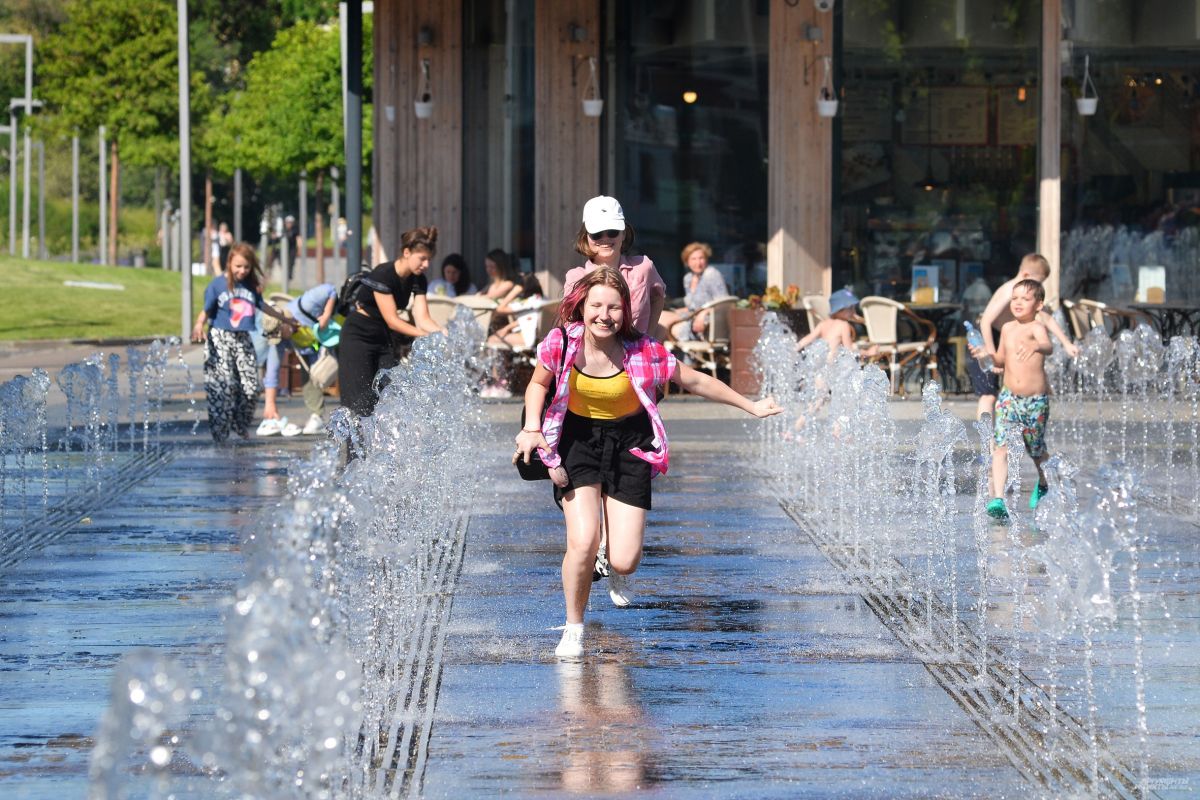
[967,357,1000,397]
[554,411,654,510]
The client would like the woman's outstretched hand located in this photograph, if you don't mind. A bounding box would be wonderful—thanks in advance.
[749,396,784,418]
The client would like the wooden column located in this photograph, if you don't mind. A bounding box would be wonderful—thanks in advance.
[768,0,832,296]
[1037,0,1062,307]
[535,0,600,297]
[373,0,462,262]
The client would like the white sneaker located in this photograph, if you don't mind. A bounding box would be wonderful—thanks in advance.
[301,413,324,435]
[554,623,584,659]
[256,418,282,437]
[608,572,633,608]
[279,420,302,437]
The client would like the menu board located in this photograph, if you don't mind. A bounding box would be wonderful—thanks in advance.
[842,84,894,142]
[902,87,988,146]
[996,88,1037,146]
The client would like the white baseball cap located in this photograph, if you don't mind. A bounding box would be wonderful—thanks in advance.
[581,196,626,234]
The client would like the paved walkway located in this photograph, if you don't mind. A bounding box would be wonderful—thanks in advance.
[10,352,1190,798]
[421,411,1027,798]
[0,433,313,799]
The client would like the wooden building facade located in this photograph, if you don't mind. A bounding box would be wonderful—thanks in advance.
[373,0,1200,308]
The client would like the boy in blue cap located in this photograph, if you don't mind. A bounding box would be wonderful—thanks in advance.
[795,287,874,358]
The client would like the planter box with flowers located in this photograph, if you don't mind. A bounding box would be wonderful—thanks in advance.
[728,285,809,395]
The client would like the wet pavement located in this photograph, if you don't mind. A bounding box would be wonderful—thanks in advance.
[422,411,1028,798]
[1,386,1195,797]
[0,433,312,799]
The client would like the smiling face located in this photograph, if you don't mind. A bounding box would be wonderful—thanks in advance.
[228,252,252,283]
[1009,284,1042,322]
[587,229,624,260]
[583,284,625,340]
[685,248,707,274]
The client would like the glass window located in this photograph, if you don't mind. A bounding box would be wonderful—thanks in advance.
[835,0,1040,306]
[463,0,535,272]
[1060,6,1200,305]
[611,0,769,296]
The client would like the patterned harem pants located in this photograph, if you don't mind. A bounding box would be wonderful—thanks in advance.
[204,327,261,442]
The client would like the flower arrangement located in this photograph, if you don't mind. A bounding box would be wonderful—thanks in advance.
[740,284,801,310]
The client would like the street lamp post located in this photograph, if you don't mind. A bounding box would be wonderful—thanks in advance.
[0,34,34,259]
[177,0,193,340]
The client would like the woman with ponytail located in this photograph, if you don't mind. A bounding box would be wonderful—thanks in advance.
[337,225,443,416]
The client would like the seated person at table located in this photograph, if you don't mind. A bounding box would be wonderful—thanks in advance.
[795,288,875,359]
[967,254,1079,420]
[658,242,729,341]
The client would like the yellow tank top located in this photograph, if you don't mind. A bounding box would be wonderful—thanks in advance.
[567,366,641,419]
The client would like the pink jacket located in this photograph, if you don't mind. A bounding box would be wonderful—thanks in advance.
[562,255,666,334]
[536,323,677,477]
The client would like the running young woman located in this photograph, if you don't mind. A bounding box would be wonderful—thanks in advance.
[191,243,295,442]
[337,226,443,417]
[513,267,782,659]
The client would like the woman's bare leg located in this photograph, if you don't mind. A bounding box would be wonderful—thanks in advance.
[602,495,647,576]
[561,485,604,623]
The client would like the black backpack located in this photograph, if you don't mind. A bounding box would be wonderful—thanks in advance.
[335,266,372,317]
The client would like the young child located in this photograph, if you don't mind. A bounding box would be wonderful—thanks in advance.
[987,279,1054,519]
[967,254,1078,420]
[795,288,873,358]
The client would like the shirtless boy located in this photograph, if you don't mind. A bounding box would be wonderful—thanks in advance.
[968,254,1078,420]
[795,288,873,358]
[987,279,1054,519]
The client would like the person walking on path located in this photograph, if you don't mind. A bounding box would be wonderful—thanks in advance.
[513,267,782,659]
[191,243,295,442]
[562,196,667,337]
[337,226,444,417]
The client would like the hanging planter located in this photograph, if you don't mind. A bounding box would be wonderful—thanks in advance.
[414,58,433,119]
[816,56,838,117]
[581,56,604,117]
[1076,54,1098,116]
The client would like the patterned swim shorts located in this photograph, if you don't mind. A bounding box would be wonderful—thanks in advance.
[993,387,1050,459]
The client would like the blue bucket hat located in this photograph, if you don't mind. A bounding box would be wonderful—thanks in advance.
[829,287,859,316]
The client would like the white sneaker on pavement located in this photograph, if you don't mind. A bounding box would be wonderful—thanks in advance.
[301,413,324,435]
[280,419,302,437]
[608,572,633,608]
[256,418,282,437]
[554,623,584,659]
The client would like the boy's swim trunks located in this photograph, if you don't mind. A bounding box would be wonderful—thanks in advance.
[993,387,1049,459]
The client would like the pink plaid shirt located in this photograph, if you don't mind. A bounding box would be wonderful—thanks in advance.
[536,322,677,477]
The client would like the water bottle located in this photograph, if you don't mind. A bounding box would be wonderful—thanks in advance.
[963,320,994,371]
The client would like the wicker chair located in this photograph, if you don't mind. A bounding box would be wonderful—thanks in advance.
[858,296,939,395]
[672,295,739,379]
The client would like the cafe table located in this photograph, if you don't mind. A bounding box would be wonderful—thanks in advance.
[1126,302,1200,340]
[905,302,965,392]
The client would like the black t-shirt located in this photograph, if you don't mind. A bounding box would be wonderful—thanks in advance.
[353,261,427,335]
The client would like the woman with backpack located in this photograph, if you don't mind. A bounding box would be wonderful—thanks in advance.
[337,226,444,417]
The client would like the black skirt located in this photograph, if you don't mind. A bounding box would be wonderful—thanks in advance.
[554,411,655,510]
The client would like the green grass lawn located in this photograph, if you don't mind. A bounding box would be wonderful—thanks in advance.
[0,257,214,341]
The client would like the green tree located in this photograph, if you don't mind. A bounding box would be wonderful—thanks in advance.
[207,18,371,280]
[37,0,213,264]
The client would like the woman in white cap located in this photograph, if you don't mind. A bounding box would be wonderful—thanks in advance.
[562,196,666,336]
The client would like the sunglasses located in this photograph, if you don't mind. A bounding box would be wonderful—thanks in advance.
[588,229,621,241]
